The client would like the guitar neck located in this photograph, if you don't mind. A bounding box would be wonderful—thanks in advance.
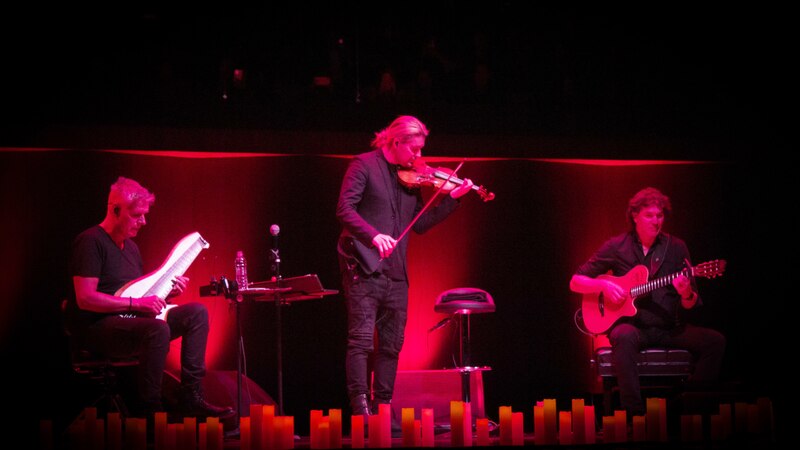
[146,240,206,299]
[630,267,691,298]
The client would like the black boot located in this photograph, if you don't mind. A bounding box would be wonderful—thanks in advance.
[350,393,372,417]
[179,384,235,419]
[372,398,401,437]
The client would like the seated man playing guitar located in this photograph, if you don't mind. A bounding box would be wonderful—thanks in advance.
[569,187,726,416]
[65,176,233,420]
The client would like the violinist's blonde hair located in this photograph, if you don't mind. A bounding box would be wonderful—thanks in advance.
[371,115,429,149]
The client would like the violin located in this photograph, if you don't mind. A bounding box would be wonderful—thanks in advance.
[397,159,495,202]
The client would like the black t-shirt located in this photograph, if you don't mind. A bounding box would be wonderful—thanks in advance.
[66,225,143,332]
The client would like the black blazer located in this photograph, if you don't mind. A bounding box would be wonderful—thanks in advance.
[336,149,460,277]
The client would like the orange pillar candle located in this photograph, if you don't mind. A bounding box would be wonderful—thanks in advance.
[284,416,295,449]
[602,416,615,443]
[350,415,364,449]
[240,417,251,450]
[719,403,732,439]
[250,404,263,450]
[583,405,596,444]
[167,424,178,450]
[658,398,668,442]
[414,420,422,447]
[543,399,557,445]
[199,423,207,450]
[632,415,646,442]
[263,404,276,450]
[476,418,490,446]
[402,407,416,448]
[368,414,382,448]
[680,415,692,441]
[421,408,434,447]
[451,401,465,447]
[692,414,703,441]
[207,417,220,450]
[646,398,660,442]
[499,406,513,446]
[319,421,330,449]
[378,403,392,448]
[614,410,627,442]
[183,417,197,450]
[533,404,545,445]
[463,402,473,446]
[710,414,722,441]
[571,399,585,444]
[107,413,121,450]
[155,412,167,450]
[558,411,572,445]
[511,411,524,446]
[310,410,323,449]
[329,409,342,449]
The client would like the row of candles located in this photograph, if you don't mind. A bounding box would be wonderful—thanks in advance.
[44,396,773,449]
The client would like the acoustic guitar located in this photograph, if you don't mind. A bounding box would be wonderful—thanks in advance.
[581,259,726,335]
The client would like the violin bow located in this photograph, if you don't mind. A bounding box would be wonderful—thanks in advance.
[395,159,465,244]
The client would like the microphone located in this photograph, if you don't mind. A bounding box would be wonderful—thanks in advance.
[269,224,281,279]
[270,224,280,248]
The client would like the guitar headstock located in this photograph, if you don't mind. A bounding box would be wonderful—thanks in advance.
[694,259,727,279]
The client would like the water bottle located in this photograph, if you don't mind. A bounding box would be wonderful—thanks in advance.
[234,250,248,290]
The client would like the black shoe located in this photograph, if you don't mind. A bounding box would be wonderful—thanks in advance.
[350,394,372,417]
[179,385,235,419]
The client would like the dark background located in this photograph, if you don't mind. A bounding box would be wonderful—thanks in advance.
[0,4,784,440]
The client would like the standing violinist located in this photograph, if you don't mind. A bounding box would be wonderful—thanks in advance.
[336,115,474,432]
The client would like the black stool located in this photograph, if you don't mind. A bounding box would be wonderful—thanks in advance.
[434,287,495,405]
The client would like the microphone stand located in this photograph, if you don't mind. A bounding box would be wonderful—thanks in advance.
[270,246,285,416]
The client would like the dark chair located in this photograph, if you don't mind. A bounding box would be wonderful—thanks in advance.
[61,299,139,417]
[594,345,692,415]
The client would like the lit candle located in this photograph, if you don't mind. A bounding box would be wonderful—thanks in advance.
[710,414,722,441]
[692,414,703,441]
[583,405,596,444]
[240,417,251,450]
[310,410,323,448]
[378,403,391,448]
[533,405,544,445]
[166,424,178,450]
[757,397,774,440]
[680,415,692,441]
[250,404,263,450]
[107,413,121,450]
[263,404,276,449]
[451,401,464,447]
[368,414,382,449]
[614,410,627,442]
[632,415,645,442]
[199,423,207,450]
[558,411,572,445]
[719,403,732,439]
[543,399,557,445]
[512,411,524,446]
[658,398,667,442]
[646,398,660,442]
[421,408,434,447]
[402,407,416,448]
[284,416,295,450]
[414,419,422,447]
[183,417,196,450]
[319,421,330,449]
[602,416,615,443]
[39,419,53,450]
[329,409,342,449]
[476,418,490,446]
[463,402,473,446]
[155,411,167,450]
[351,415,364,449]
[571,399,585,444]
[499,406,512,446]
[206,417,220,450]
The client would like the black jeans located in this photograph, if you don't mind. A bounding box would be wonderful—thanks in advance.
[608,322,726,414]
[82,303,210,408]
[343,268,408,401]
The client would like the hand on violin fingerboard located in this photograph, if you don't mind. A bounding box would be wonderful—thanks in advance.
[449,178,474,199]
